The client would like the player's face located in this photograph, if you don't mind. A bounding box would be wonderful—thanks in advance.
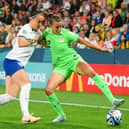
[52,21,62,34]
[33,15,44,30]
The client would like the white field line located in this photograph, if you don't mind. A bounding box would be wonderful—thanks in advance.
[16,98,129,112]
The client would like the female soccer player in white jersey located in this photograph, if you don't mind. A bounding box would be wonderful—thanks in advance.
[0,12,45,123]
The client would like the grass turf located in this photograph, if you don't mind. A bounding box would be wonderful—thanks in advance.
[0,86,129,129]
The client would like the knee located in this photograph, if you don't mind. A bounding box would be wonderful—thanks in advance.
[45,87,54,96]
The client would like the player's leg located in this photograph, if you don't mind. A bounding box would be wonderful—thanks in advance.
[76,60,124,108]
[12,69,41,123]
[45,72,66,122]
[2,58,40,123]
[0,76,16,104]
[6,76,20,97]
[0,58,19,104]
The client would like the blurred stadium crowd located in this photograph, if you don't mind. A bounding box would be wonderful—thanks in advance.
[0,0,129,49]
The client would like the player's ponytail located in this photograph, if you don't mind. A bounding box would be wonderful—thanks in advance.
[46,12,54,25]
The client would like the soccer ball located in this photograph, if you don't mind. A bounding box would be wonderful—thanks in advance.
[106,109,122,125]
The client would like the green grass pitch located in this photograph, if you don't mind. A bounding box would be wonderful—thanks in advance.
[0,86,129,129]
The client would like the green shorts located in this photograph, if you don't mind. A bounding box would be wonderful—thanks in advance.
[53,54,83,79]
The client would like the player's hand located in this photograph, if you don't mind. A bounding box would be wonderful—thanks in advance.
[33,35,41,43]
[101,48,113,53]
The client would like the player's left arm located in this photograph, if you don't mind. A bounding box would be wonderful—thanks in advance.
[78,37,112,52]
[38,28,49,45]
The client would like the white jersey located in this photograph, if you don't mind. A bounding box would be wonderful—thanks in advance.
[6,24,41,66]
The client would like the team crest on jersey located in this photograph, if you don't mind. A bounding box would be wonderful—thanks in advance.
[22,30,27,34]
[60,38,64,42]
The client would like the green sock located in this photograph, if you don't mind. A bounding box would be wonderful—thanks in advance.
[92,74,114,103]
[47,93,65,117]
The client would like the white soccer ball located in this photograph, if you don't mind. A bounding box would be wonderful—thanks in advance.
[106,109,122,125]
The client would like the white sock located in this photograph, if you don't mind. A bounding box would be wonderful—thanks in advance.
[0,93,16,104]
[19,83,31,117]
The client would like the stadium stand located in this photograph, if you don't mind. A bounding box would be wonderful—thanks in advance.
[0,0,128,49]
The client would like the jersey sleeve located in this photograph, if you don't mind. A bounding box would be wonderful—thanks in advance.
[17,28,29,39]
[65,29,79,42]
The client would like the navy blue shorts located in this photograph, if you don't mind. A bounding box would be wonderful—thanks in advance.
[3,58,24,76]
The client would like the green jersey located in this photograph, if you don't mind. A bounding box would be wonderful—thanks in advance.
[41,28,79,65]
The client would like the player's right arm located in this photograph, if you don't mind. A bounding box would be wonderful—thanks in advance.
[17,26,39,47]
[18,34,41,47]
[18,37,34,47]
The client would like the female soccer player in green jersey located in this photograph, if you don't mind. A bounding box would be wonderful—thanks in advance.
[40,14,125,123]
